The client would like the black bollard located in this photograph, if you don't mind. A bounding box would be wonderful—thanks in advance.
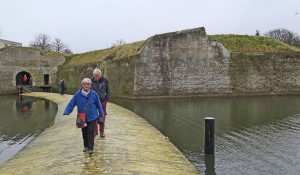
[205,117,215,155]
[204,155,216,175]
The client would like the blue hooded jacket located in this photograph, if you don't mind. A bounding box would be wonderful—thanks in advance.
[63,88,104,122]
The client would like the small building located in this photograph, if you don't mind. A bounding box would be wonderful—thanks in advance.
[0,39,22,48]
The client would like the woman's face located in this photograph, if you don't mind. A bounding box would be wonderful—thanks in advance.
[82,82,91,92]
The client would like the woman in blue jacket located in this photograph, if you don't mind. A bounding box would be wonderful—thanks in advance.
[63,78,104,155]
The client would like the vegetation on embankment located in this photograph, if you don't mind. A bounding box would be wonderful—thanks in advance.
[60,34,300,67]
[40,49,69,57]
[62,40,148,66]
[208,35,300,53]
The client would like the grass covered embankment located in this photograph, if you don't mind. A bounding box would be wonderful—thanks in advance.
[209,35,300,53]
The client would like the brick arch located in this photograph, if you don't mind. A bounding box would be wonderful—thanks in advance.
[16,71,32,86]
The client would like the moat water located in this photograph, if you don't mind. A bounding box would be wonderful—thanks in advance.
[1,94,300,174]
[0,95,57,164]
[111,95,300,175]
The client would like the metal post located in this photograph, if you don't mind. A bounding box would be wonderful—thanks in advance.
[205,117,215,155]
[205,155,216,175]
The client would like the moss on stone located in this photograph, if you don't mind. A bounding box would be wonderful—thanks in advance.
[234,53,247,61]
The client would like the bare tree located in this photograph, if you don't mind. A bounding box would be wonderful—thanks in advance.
[29,33,73,54]
[51,38,69,53]
[264,28,300,47]
[30,33,52,50]
[255,30,260,36]
[63,48,73,54]
[112,39,126,47]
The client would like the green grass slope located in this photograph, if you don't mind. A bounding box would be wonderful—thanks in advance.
[209,35,300,53]
[63,40,148,66]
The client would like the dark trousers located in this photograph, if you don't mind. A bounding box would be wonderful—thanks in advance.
[60,86,65,95]
[82,119,97,150]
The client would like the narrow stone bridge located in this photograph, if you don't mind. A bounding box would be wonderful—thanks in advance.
[0,92,199,174]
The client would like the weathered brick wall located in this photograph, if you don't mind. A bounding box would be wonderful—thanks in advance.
[0,47,65,94]
[105,57,135,97]
[134,27,232,96]
[56,28,300,98]
[56,58,135,97]
[229,52,300,93]
[56,63,104,93]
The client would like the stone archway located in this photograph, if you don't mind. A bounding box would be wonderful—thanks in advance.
[16,71,32,86]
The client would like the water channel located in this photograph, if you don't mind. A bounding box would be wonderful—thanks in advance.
[1,94,300,174]
[0,95,57,164]
[110,95,300,175]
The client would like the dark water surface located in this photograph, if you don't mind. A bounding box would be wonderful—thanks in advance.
[111,95,300,175]
[0,95,57,164]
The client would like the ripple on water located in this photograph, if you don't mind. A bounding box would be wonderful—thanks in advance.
[214,115,300,175]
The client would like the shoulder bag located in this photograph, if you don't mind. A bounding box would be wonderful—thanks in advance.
[76,99,89,128]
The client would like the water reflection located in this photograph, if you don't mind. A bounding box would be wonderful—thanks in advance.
[15,95,33,113]
[0,95,57,164]
[111,95,300,175]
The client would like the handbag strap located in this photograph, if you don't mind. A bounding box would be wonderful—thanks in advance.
[83,98,89,112]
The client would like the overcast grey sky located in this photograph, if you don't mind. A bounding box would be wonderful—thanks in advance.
[0,0,299,53]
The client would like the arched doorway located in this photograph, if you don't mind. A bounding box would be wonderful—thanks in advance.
[16,71,32,86]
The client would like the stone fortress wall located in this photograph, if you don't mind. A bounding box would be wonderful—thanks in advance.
[1,27,300,97]
[106,28,300,97]
[0,47,65,94]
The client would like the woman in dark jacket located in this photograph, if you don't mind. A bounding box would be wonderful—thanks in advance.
[63,78,104,155]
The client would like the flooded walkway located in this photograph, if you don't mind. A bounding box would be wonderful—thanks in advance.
[0,92,199,174]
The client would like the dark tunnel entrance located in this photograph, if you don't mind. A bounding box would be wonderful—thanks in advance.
[16,71,32,86]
